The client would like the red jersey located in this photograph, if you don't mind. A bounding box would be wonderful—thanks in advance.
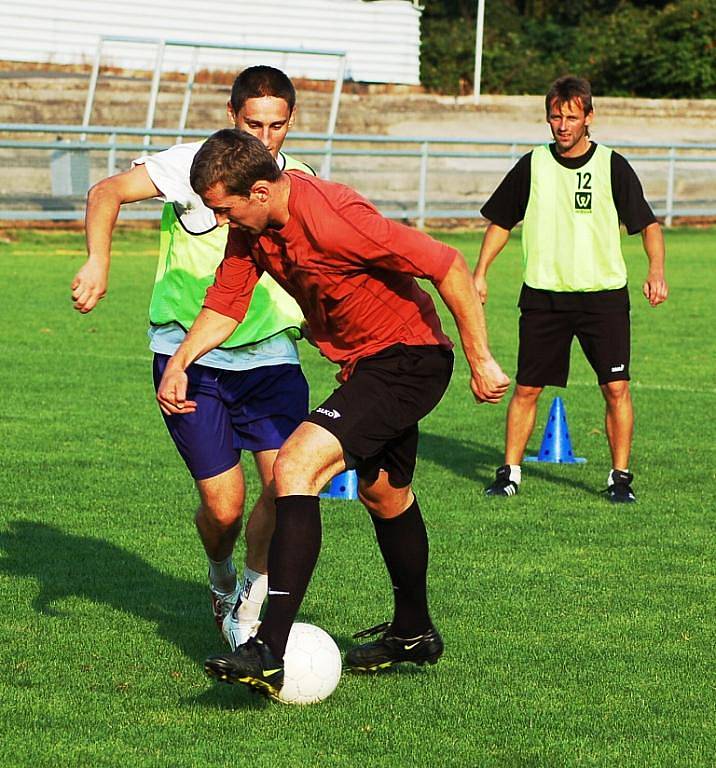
[204,171,457,378]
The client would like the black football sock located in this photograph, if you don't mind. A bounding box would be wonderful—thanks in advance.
[256,495,322,660]
[370,496,431,637]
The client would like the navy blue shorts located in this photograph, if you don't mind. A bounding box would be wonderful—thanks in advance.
[153,355,309,481]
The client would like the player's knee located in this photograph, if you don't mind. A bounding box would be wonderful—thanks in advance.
[514,384,542,403]
[358,482,412,519]
[272,451,322,495]
[197,498,244,529]
[272,451,296,488]
[602,379,630,403]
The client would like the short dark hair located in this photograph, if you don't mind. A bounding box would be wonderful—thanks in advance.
[545,75,593,118]
[190,129,281,198]
[230,65,296,114]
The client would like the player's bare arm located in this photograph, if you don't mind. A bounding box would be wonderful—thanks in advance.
[641,221,669,307]
[435,254,510,404]
[473,222,511,304]
[72,165,162,313]
[156,308,239,415]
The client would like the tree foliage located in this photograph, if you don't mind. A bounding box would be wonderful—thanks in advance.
[419,0,716,97]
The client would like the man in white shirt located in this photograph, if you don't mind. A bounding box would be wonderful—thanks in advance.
[71,66,315,648]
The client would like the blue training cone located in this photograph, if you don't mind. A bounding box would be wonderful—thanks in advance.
[320,469,359,500]
[524,396,586,464]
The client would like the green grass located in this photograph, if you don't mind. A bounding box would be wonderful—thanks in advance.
[1,226,715,767]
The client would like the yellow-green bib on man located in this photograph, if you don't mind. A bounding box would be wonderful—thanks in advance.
[522,144,627,292]
[150,152,313,348]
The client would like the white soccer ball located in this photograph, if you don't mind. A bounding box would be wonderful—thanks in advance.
[278,622,342,705]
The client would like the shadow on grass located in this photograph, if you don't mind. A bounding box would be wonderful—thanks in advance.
[0,520,368,710]
[0,520,214,660]
[419,430,597,495]
[419,431,502,482]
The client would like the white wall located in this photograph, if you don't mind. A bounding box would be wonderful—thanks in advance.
[0,0,422,85]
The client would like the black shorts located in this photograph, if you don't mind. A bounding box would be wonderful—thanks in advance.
[305,344,454,488]
[517,309,630,387]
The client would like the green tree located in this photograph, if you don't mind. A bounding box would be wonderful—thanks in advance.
[420,14,476,94]
[583,3,655,95]
[419,0,715,97]
[639,0,716,96]
[420,0,524,93]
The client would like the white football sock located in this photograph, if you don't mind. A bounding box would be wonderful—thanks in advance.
[208,556,236,594]
[508,464,522,485]
[236,567,268,625]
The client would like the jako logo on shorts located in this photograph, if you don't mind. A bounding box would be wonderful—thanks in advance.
[315,407,341,419]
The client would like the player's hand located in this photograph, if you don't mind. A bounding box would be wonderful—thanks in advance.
[471,357,511,404]
[71,260,108,313]
[642,274,669,307]
[156,364,197,416]
[473,274,488,304]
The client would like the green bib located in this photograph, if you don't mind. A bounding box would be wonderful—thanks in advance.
[148,153,312,348]
[521,144,626,292]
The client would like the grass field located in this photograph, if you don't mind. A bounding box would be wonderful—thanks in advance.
[1,226,714,767]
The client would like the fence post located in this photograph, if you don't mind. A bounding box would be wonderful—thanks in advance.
[665,146,676,228]
[177,46,199,143]
[144,40,166,146]
[81,37,104,142]
[320,137,333,180]
[107,133,117,176]
[417,141,429,229]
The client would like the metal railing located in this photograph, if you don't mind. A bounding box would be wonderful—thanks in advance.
[1,123,714,227]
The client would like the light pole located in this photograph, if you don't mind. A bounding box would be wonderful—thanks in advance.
[473,0,485,102]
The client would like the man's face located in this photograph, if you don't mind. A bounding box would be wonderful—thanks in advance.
[547,98,592,156]
[228,96,294,158]
[202,182,269,234]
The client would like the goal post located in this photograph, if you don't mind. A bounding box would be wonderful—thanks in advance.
[81,34,347,151]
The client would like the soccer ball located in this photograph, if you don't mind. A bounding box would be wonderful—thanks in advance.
[278,622,342,705]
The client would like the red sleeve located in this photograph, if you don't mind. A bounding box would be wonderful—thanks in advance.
[300,180,458,281]
[203,229,262,322]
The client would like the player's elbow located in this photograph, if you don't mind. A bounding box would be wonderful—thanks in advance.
[640,221,664,248]
[86,176,124,209]
[433,251,469,289]
[640,220,662,239]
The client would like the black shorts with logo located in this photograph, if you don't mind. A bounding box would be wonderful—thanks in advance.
[517,308,631,387]
[306,344,454,488]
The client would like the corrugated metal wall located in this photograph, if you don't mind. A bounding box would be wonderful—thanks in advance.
[0,0,422,84]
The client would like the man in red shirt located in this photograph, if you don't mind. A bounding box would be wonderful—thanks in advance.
[157,129,510,699]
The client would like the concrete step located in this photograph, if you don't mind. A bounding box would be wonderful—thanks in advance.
[1,63,714,223]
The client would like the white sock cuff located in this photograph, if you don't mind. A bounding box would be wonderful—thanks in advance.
[241,567,268,604]
[508,464,522,484]
[608,468,629,485]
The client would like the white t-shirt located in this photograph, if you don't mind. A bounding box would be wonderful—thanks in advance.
[133,143,299,370]
[135,142,290,233]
